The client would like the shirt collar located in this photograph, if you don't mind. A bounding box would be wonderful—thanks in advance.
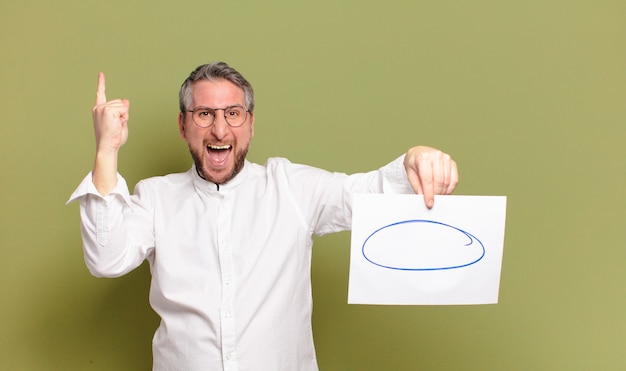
[190,160,250,195]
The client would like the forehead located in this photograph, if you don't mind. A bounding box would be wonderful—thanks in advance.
[191,79,245,107]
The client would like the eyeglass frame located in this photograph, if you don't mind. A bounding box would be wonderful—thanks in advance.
[185,104,250,128]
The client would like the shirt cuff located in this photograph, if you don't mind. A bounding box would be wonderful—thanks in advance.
[381,154,415,194]
[66,171,132,206]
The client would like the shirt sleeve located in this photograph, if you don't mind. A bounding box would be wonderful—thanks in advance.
[67,172,154,278]
[281,154,414,236]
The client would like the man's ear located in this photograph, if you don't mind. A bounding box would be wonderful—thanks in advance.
[249,111,255,139]
[178,112,186,139]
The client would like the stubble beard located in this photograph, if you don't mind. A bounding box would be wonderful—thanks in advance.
[189,144,249,185]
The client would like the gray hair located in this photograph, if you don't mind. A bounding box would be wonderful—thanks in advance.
[178,61,255,113]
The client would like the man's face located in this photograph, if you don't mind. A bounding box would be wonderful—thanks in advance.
[178,79,255,184]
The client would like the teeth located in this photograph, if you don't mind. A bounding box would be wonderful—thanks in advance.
[207,144,231,150]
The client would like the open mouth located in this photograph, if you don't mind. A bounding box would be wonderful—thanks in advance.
[206,144,232,166]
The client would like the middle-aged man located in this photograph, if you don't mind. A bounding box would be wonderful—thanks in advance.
[68,61,458,371]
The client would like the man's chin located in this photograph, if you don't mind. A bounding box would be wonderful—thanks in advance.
[191,146,248,185]
[201,167,233,184]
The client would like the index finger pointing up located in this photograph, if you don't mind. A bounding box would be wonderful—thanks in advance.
[95,72,106,105]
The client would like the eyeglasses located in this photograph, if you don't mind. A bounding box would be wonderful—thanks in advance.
[187,105,249,128]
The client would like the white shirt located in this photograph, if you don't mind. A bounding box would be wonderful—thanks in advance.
[68,156,412,371]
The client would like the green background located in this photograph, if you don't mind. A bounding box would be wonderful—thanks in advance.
[1,0,625,370]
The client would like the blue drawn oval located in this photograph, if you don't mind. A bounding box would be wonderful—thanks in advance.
[361,220,485,271]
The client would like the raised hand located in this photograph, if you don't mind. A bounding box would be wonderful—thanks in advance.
[92,72,129,154]
[91,72,130,195]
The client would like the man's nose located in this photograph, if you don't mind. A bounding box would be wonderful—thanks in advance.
[210,112,229,139]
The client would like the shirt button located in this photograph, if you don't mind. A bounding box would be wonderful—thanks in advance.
[225,354,232,361]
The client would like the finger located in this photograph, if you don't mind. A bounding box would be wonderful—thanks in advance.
[432,153,445,195]
[120,99,130,122]
[442,155,451,193]
[95,72,106,105]
[420,162,435,209]
[446,160,459,194]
